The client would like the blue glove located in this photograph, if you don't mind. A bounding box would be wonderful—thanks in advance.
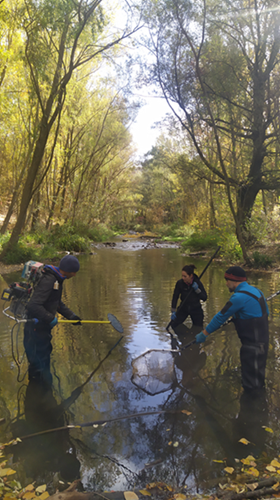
[33,318,39,325]
[192,282,201,293]
[171,312,177,320]
[49,317,58,329]
[196,331,208,343]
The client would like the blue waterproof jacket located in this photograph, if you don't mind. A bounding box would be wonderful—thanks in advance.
[206,282,269,345]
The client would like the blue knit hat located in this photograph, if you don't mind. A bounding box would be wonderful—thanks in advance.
[59,255,80,273]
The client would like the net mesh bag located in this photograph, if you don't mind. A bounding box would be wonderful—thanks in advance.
[131,350,177,395]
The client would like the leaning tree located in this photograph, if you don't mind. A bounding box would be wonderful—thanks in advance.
[141,0,280,262]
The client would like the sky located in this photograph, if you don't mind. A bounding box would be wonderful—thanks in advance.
[129,95,171,158]
[102,0,172,158]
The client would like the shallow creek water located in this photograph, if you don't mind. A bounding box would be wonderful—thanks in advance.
[0,241,280,493]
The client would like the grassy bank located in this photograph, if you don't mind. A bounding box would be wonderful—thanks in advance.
[0,222,279,270]
[0,223,116,265]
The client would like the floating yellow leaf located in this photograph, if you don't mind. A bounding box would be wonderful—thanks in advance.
[25,485,35,492]
[173,442,179,447]
[239,438,250,445]
[139,490,151,497]
[35,485,46,494]
[166,429,170,431]
[246,483,258,491]
[22,492,36,499]
[224,467,234,474]
[0,469,16,477]
[146,483,157,489]
[266,465,276,472]
[174,495,187,499]
[181,410,192,416]
[241,458,252,465]
[262,426,273,433]
[213,460,224,463]
[124,492,139,500]
[37,492,49,500]
[271,460,280,468]
[219,484,227,490]
[247,467,259,477]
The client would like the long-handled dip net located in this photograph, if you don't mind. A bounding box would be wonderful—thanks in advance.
[131,339,196,395]
[131,288,280,396]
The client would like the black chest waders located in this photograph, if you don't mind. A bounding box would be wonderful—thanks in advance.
[233,291,269,391]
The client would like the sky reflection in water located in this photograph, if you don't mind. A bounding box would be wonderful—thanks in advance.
[0,247,280,493]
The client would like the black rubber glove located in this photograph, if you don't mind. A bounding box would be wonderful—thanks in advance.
[70,314,82,325]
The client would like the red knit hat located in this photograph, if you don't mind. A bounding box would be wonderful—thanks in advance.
[224,266,247,282]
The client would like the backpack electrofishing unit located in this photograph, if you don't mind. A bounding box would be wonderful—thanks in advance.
[1,261,44,321]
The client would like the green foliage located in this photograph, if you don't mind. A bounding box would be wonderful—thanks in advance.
[180,227,243,261]
[55,234,90,252]
[0,222,116,264]
[181,230,220,251]
[156,223,194,241]
[47,222,114,244]
[252,251,273,269]
[243,216,269,246]
[0,232,11,250]
[86,224,115,242]
[38,244,61,262]
[218,230,243,261]
[133,223,146,233]
[1,241,37,264]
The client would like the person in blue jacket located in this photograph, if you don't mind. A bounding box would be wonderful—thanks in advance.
[24,255,81,382]
[195,266,269,391]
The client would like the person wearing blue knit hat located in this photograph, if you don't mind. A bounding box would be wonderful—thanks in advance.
[59,254,80,275]
[23,255,81,382]
[195,266,269,392]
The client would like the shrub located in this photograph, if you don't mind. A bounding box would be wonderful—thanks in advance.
[38,245,61,262]
[2,242,38,265]
[56,234,90,252]
[87,224,115,242]
[243,216,269,246]
[0,232,11,251]
[156,224,194,241]
[181,230,220,251]
[252,251,273,269]
[218,231,243,261]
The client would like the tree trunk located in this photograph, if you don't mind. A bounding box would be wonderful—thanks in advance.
[0,121,50,258]
[30,191,40,231]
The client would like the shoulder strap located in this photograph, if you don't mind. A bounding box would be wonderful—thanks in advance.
[235,290,267,315]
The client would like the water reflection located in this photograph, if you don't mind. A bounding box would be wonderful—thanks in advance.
[0,249,280,493]
[11,373,80,482]
[171,325,269,462]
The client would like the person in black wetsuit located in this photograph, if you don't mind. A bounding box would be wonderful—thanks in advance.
[196,266,269,391]
[24,255,81,382]
[170,264,207,330]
